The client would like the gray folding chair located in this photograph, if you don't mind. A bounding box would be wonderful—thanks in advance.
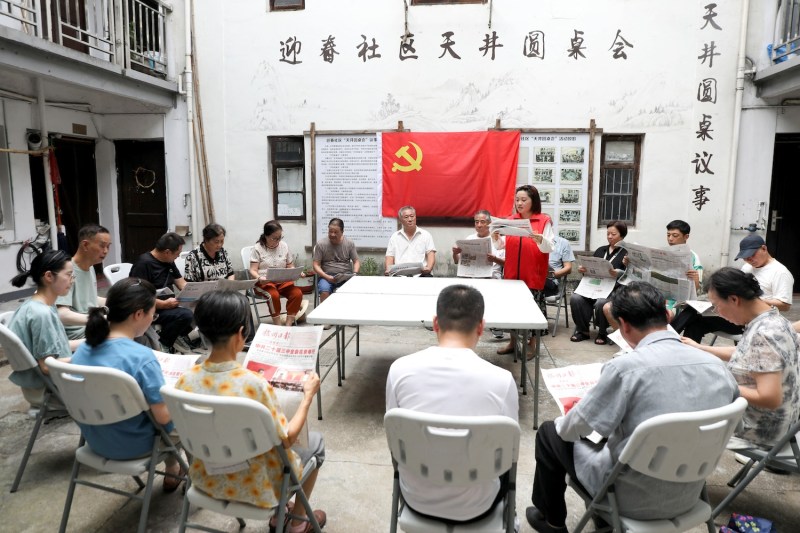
[712,416,800,517]
[45,357,188,533]
[160,386,321,533]
[384,408,520,533]
[0,323,69,492]
[568,397,747,533]
[241,245,276,323]
[544,275,569,337]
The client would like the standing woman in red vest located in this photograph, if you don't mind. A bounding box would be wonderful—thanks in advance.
[493,185,554,355]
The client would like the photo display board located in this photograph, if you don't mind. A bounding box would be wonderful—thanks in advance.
[517,133,590,250]
[314,133,395,249]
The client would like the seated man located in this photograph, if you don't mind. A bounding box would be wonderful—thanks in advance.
[674,233,793,342]
[312,217,360,303]
[544,234,574,297]
[452,209,505,280]
[386,285,518,523]
[385,205,436,277]
[130,232,195,353]
[56,224,112,339]
[526,282,738,533]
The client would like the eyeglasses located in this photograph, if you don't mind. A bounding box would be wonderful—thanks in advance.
[152,313,159,321]
[267,234,284,242]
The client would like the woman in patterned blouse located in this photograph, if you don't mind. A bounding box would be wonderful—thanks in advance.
[175,290,327,532]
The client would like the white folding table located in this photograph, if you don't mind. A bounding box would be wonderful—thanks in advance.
[307,276,548,427]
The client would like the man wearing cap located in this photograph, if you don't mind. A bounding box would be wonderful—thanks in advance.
[677,234,794,342]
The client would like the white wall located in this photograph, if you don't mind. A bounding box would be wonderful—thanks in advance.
[193,0,750,273]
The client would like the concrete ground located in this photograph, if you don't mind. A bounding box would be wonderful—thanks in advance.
[1,292,799,532]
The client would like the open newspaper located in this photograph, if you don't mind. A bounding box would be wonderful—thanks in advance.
[489,218,536,238]
[574,256,618,299]
[455,238,493,278]
[608,324,680,353]
[243,324,324,447]
[541,363,604,444]
[263,267,305,283]
[618,243,696,306]
[389,262,423,276]
[177,279,256,309]
[154,350,198,386]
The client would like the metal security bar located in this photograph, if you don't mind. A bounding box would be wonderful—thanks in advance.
[772,0,800,62]
[0,0,40,36]
[125,0,169,75]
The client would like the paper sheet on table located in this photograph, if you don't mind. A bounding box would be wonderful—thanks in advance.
[541,363,604,444]
[574,277,616,299]
[489,218,536,237]
[154,350,198,386]
[456,238,493,278]
[265,267,304,283]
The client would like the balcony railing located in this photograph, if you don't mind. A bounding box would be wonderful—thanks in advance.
[0,0,171,78]
[772,0,800,63]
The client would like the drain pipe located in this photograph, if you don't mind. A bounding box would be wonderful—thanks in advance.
[184,0,198,240]
[36,78,58,248]
[720,0,751,267]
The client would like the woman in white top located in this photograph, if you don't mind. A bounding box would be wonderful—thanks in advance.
[249,220,305,326]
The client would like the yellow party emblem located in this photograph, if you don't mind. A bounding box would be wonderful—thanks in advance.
[391,142,423,172]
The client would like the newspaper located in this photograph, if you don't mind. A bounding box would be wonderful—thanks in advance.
[389,262,423,276]
[455,238,493,278]
[541,363,604,443]
[489,218,536,238]
[243,324,324,448]
[608,324,679,353]
[177,279,257,309]
[154,350,198,386]
[264,267,305,283]
[573,256,618,299]
[618,243,696,305]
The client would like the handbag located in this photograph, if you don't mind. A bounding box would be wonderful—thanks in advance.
[720,513,775,533]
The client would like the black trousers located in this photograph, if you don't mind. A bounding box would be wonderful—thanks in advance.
[670,307,743,342]
[154,306,194,347]
[532,420,587,527]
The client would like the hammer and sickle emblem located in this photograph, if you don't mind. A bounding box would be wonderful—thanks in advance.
[391,142,423,172]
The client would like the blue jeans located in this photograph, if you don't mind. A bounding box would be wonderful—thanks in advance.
[317,277,340,295]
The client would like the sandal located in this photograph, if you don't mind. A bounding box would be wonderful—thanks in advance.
[163,464,187,493]
[287,510,327,533]
[594,335,609,345]
[570,331,590,342]
[269,501,296,533]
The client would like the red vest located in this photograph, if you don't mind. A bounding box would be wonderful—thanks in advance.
[503,213,551,290]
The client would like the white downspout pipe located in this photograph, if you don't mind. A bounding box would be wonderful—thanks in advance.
[720,0,751,267]
[184,0,198,239]
[36,78,59,248]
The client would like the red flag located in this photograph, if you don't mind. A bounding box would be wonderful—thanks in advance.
[382,131,519,218]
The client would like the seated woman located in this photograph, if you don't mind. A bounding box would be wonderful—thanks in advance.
[184,223,235,282]
[70,278,184,491]
[176,290,326,532]
[8,249,76,407]
[569,220,628,345]
[250,220,305,327]
[684,267,800,448]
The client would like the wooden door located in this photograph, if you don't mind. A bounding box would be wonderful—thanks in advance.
[115,140,168,262]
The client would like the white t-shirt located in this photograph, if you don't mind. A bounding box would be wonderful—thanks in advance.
[385,227,436,267]
[385,346,519,521]
[741,259,794,305]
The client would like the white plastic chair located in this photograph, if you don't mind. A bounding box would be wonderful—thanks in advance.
[174,256,187,277]
[712,415,800,517]
[45,357,188,533]
[160,386,322,533]
[384,408,520,533]
[103,262,132,285]
[568,397,748,533]
[0,323,69,492]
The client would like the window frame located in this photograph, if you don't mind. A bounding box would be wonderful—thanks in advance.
[0,124,15,231]
[411,0,485,4]
[268,136,306,221]
[269,0,305,11]
[598,134,643,227]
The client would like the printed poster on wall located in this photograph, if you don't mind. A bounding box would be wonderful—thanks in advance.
[314,133,396,249]
[517,133,590,250]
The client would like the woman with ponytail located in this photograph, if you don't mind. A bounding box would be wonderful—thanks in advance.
[8,249,75,406]
[70,277,184,492]
[683,267,800,447]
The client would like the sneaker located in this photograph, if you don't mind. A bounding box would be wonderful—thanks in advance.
[490,328,504,339]
[172,335,194,354]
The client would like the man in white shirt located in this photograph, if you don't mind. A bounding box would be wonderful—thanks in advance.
[452,210,505,279]
[386,285,519,523]
[385,205,436,276]
[56,224,111,339]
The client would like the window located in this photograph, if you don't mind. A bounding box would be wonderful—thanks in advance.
[270,0,304,11]
[269,136,305,220]
[599,135,642,226]
[412,0,485,4]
